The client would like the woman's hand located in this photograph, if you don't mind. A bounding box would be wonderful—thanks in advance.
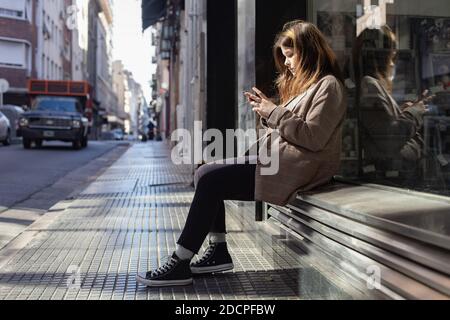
[244,87,278,119]
[401,90,434,114]
[402,100,429,114]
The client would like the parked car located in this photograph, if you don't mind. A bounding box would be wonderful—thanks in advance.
[112,128,124,140]
[0,105,25,139]
[0,111,11,146]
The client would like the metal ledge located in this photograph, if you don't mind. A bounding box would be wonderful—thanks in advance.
[268,206,450,297]
[268,208,449,299]
[295,182,450,250]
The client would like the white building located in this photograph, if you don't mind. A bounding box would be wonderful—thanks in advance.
[94,2,119,132]
[124,70,143,139]
[36,0,66,80]
[112,60,130,129]
[71,0,89,81]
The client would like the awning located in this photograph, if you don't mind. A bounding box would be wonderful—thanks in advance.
[142,0,167,31]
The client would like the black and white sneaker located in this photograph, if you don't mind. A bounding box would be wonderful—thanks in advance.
[190,242,234,275]
[136,253,193,287]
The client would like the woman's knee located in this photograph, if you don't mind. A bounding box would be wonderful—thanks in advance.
[194,163,220,189]
[194,164,208,189]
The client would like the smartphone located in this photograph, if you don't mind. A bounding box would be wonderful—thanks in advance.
[417,90,435,103]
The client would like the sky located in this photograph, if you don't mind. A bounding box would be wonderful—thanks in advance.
[113,0,156,102]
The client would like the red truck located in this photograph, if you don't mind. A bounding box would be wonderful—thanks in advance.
[18,80,94,150]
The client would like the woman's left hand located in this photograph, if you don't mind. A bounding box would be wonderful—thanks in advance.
[245,87,278,119]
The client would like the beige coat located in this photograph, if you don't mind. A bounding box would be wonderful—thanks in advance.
[251,75,347,206]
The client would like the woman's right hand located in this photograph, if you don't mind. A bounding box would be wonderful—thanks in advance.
[244,88,278,120]
[402,100,428,114]
[401,90,434,114]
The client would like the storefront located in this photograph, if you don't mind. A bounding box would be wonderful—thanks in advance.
[234,0,450,194]
[233,0,450,298]
[310,0,450,196]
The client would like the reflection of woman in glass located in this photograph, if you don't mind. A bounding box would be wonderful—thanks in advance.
[353,25,432,187]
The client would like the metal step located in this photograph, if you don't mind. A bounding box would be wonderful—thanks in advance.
[268,206,450,299]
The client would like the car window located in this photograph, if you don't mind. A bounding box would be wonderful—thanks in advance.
[36,99,78,112]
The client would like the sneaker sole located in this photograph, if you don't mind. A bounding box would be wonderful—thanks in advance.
[191,263,234,275]
[136,275,193,287]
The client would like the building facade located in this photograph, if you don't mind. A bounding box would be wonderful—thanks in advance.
[144,1,450,295]
[71,0,89,81]
[0,0,38,106]
[126,71,144,139]
[0,0,132,140]
[36,0,67,81]
[146,0,450,196]
[111,60,130,131]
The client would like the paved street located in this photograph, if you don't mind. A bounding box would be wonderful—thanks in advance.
[0,140,130,250]
[0,142,358,300]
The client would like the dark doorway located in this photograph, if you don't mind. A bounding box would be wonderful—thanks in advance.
[255,0,307,100]
[206,0,237,133]
[254,0,307,221]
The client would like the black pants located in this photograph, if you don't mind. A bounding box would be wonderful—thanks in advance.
[177,157,257,253]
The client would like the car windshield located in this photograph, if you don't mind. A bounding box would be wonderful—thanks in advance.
[35,98,78,112]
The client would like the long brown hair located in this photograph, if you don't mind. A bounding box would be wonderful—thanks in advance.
[352,25,397,93]
[273,20,343,104]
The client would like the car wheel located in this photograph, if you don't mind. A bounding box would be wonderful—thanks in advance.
[2,130,11,146]
[72,139,82,150]
[23,138,32,149]
[35,139,43,148]
[81,136,88,148]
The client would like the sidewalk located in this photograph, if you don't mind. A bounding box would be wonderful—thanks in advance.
[0,142,356,300]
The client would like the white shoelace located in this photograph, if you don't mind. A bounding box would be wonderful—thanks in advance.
[196,244,217,264]
[151,257,177,277]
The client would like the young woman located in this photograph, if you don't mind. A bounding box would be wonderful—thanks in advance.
[136,20,347,287]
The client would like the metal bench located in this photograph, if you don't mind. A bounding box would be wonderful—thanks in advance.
[266,180,450,299]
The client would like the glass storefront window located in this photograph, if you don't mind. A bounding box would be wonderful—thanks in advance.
[312,0,450,197]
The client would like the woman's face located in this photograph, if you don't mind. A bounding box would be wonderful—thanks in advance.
[281,45,298,75]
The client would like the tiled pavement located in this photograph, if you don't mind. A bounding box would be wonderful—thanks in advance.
[0,142,357,300]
